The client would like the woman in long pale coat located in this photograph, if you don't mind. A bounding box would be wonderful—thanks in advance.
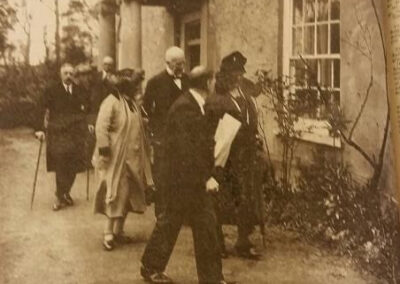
[92,69,153,250]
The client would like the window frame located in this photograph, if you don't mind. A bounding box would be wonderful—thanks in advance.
[282,0,341,147]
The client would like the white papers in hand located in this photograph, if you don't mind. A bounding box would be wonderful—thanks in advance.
[214,113,241,167]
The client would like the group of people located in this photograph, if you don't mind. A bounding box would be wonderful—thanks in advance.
[34,46,267,284]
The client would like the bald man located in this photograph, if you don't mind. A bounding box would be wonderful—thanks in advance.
[143,46,189,217]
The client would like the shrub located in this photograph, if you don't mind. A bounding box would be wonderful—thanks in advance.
[265,151,400,282]
[0,63,58,128]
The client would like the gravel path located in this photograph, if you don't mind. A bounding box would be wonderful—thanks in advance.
[0,128,384,284]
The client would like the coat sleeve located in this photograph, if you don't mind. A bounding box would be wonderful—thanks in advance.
[143,78,156,121]
[34,86,51,131]
[95,95,116,152]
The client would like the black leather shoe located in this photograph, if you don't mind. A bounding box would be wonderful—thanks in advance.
[64,193,74,206]
[236,247,262,260]
[140,265,173,283]
[114,234,135,244]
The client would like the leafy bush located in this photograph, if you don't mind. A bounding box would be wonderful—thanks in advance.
[265,151,400,282]
[0,63,58,128]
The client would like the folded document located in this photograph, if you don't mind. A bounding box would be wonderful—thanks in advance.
[214,113,241,167]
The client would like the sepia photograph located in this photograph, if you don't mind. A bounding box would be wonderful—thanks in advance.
[0,0,399,283]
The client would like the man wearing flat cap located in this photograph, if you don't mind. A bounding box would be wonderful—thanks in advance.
[141,66,232,284]
[205,51,263,260]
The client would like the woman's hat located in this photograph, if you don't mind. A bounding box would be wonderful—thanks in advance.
[220,51,247,73]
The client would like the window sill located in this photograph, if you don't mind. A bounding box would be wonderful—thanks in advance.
[274,118,341,148]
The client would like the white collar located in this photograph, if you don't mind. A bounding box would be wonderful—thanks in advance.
[166,65,174,76]
[102,70,107,80]
[166,65,182,79]
[189,88,206,115]
[63,82,72,93]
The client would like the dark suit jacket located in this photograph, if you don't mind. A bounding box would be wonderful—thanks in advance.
[205,88,258,173]
[162,91,215,210]
[88,71,116,125]
[143,70,189,144]
[205,85,261,224]
[36,81,90,172]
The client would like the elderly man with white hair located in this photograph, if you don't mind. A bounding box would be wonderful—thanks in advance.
[143,46,189,217]
[140,65,234,284]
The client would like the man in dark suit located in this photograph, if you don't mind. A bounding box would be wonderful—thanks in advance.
[205,51,263,259]
[140,66,231,284]
[88,56,116,126]
[143,46,189,217]
[35,63,90,211]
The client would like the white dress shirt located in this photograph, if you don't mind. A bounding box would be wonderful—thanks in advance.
[63,83,72,95]
[189,88,206,115]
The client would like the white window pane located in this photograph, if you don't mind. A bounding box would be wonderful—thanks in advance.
[320,59,331,88]
[290,59,306,86]
[293,0,303,25]
[320,90,331,119]
[317,24,328,54]
[295,89,319,118]
[292,27,303,55]
[317,0,328,21]
[333,59,340,88]
[331,23,340,53]
[304,26,315,54]
[331,0,340,20]
[305,0,315,23]
[306,59,318,86]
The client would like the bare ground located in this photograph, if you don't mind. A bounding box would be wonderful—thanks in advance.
[0,128,385,284]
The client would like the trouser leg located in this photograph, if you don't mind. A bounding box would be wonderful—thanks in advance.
[153,162,166,218]
[190,202,223,284]
[212,197,226,253]
[235,195,255,250]
[104,217,115,235]
[55,169,76,199]
[113,214,126,235]
[141,209,183,272]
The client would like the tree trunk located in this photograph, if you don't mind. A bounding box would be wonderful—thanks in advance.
[55,0,60,66]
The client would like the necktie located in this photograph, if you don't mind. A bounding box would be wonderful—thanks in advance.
[66,85,72,95]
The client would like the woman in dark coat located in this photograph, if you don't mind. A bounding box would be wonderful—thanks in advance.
[205,51,263,259]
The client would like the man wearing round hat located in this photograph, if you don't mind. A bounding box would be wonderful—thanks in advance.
[205,51,263,260]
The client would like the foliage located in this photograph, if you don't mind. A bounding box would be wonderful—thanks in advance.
[264,151,400,282]
[0,0,16,64]
[0,63,59,128]
[256,71,303,191]
[61,0,97,64]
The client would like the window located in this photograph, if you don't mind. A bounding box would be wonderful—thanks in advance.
[283,0,341,146]
[287,0,340,120]
[180,13,201,71]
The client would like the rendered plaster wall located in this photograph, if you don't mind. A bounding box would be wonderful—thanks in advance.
[206,0,395,193]
[341,0,395,192]
[207,0,282,163]
[141,6,174,79]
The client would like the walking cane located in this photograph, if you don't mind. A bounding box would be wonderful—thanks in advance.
[30,139,43,210]
[86,168,90,201]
